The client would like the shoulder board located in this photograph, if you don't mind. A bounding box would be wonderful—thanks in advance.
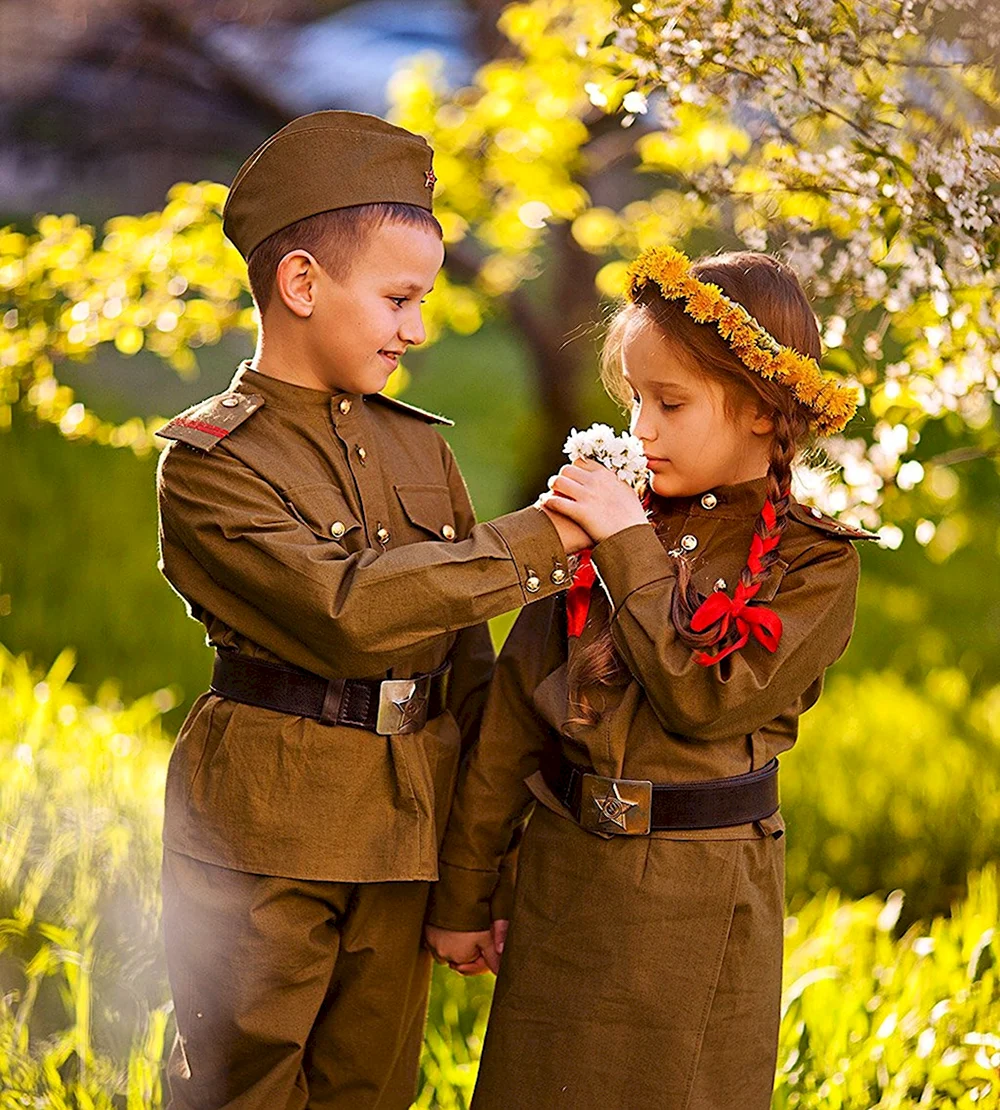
[155,392,265,452]
[789,500,880,541]
[367,392,454,426]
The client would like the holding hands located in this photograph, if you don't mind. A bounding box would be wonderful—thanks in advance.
[425,920,509,977]
[539,457,649,546]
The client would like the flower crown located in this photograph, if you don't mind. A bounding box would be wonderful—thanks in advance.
[626,246,858,435]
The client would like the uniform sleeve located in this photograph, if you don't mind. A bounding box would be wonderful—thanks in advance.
[590,522,860,742]
[157,441,568,678]
[426,600,563,932]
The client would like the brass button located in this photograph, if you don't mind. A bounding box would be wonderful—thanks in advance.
[700,493,718,510]
[525,574,541,593]
[442,524,456,540]
[330,521,346,539]
[551,567,567,584]
[221,396,240,408]
[339,398,352,415]
[376,526,390,545]
[356,445,367,462]
[680,533,698,552]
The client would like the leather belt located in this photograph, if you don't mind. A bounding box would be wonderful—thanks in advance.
[542,749,779,835]
[210,650,450,735]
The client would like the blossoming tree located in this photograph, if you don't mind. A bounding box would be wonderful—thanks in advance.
[2,0,998,540]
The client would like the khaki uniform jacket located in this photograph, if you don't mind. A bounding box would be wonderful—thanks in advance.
[156,363,569,885]
[428,476,874,932]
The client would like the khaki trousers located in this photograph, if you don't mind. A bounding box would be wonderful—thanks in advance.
[161,849,432,1110]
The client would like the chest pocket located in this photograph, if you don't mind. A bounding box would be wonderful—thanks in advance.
[395,484,458,541]
[285,484,363,545]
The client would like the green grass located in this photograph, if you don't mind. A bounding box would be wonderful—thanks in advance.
[1,647,998,1109]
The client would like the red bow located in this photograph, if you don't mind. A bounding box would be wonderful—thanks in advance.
[690,579,783,665]
[688,499,784,664]
[565,549,596,638]
[562,496,785,664]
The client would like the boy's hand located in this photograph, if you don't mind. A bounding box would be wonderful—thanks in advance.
[541,458,649,543]
[537,502,592,554]
[424,924,496,976]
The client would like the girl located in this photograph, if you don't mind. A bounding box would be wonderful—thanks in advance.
[425,247,875,1109]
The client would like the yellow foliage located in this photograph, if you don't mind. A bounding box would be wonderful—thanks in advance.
[595,260,630,298]
[1,0,997,467]
[638,112,751,173]
[571,207,620,252]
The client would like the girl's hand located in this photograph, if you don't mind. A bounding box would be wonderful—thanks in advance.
[490,919,509,974]
[424,924,496,976]
[540,458,649,543]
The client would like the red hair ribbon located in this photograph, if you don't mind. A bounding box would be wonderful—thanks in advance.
[690,580,783,665]
[565,549,596,638]
[562,496,785,663]
[690,497,784,666]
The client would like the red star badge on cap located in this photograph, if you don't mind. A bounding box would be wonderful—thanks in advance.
[424,169,437,190]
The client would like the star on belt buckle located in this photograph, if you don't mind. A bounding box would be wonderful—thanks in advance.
[375,677,429,735]
[579,774,653,835]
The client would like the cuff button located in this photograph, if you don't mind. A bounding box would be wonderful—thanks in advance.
[551,567,567,584]
[525,573,541,593]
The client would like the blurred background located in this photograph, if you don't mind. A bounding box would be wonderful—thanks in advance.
[1,1,999,1106]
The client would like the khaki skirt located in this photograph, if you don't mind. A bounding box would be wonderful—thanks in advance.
[471,805,785,1110]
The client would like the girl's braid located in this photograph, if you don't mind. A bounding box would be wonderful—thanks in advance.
[669,411,795,661]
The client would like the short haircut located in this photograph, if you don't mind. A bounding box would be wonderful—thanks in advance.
[246,202,443,314]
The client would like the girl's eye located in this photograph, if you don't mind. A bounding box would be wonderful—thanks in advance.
[660,402,681,412]
[389,297,408,307]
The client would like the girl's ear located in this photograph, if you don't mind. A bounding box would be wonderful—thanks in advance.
[750,404,776,437]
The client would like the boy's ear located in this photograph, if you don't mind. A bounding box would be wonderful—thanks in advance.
[274,249,320,318]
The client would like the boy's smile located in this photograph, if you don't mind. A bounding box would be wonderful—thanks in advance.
[256,220,445,397]
[311,221,445,395]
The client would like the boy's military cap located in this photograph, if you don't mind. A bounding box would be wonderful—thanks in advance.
[223,110,436,259]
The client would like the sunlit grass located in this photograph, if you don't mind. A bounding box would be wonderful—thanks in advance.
[1,646,997,1108]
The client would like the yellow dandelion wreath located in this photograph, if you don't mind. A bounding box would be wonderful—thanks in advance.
[626,246,859,435]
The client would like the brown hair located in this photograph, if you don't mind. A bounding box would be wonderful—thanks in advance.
[570,251,819,723]
[246,201,443,314]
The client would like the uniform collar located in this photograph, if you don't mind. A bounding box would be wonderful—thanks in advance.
[652,475,772,520]
[230,361,361,412]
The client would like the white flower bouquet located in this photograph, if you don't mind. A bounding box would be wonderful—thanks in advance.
[562,423,650,492]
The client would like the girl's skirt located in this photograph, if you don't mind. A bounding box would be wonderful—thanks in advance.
[471,803,785,1110]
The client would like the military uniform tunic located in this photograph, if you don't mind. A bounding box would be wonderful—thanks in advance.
[427,477,873,1110]
[157,362,569,884]
[155,362,569,1110]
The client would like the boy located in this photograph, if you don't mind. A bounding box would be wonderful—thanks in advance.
[155,111,580,1110]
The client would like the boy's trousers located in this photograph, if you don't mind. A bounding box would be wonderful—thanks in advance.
[161,849,433,1110]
